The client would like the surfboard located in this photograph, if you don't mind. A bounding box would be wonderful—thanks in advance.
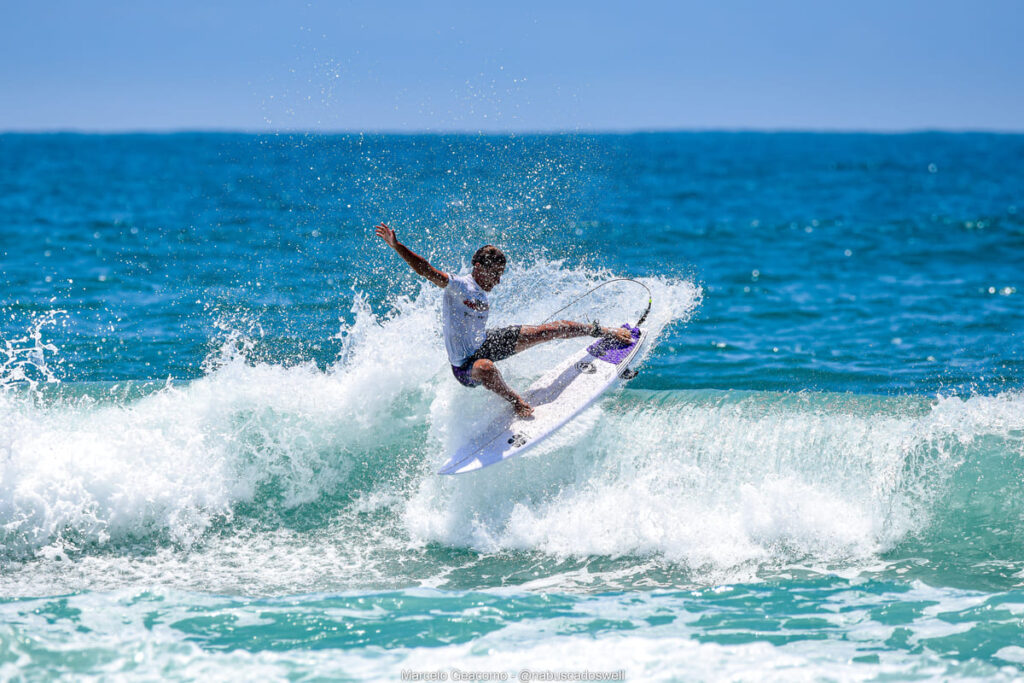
[437,325,647,475]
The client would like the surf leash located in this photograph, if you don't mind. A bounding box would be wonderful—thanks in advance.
[540,278,653,328]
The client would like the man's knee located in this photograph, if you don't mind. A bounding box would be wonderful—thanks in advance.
[471,358,496,380]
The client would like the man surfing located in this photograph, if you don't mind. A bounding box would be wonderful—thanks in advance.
[374,223,633,418]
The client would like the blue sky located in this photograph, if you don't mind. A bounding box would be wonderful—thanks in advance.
[2,0,1021,132]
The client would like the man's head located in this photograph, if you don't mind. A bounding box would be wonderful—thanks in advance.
[471,244,506,291]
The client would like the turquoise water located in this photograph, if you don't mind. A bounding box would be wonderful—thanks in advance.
[1,133,1022,679]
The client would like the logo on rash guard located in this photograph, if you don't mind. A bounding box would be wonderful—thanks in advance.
[463,299,489,312]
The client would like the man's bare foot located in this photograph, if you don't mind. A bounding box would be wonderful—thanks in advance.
[604,327,634,345]
[513,400,535,419]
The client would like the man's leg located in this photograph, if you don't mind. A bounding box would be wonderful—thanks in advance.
[514,320,632,354]
[471,358,534,418]
[513,320,592,354]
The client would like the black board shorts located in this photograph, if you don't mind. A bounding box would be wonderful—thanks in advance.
[450,325,522,387]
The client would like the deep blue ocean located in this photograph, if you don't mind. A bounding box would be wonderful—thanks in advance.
[1,132,1022,680]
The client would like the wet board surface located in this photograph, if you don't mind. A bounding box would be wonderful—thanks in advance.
[438,326,646,475]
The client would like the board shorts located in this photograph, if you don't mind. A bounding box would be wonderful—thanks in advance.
[450,325,522,387]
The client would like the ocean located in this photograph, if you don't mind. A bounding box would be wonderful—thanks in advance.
[0,132,1022,680]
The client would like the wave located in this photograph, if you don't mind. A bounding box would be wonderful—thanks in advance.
[409,389,1024,577]
[1,261,1021,584]
[0,262,696,558]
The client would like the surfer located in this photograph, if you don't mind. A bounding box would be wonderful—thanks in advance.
[375,223,633,418]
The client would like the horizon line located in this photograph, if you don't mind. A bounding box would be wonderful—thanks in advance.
[2,126,1024,136]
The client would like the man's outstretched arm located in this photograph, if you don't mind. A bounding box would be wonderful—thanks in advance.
[374,223,449,288]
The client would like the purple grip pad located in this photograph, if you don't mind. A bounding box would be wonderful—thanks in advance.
[586,325,641,365]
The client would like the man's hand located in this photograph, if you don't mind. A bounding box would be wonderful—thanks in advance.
[375,223,398,249]
[372,222,449,288]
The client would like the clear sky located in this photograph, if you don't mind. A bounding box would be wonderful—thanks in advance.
[2,0,1022,132]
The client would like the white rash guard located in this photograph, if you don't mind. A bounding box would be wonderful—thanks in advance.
[442,272,489,366]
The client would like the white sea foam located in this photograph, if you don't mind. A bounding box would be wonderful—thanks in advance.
[2,260,1022,597]
[1,584,1020,682]
[0,264,695,563]
[407,389,1024,582]
[0,309,65,389]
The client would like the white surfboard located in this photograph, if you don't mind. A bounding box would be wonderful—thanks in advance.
[438,326,647,475]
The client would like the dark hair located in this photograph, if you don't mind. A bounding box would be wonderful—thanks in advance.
[472,245,506,270]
